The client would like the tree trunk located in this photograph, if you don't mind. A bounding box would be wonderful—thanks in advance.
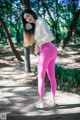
[0,17,24,62]
[72,30,76,43]
[60,9,80,49]
[20,0,30,9]
[21,0,32,72]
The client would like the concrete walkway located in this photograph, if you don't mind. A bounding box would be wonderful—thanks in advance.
[0,55,80,120]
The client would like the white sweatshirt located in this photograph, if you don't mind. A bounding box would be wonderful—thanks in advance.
[34,17,54,47]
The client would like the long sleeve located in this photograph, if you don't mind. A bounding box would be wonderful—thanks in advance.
[35,18,54,46]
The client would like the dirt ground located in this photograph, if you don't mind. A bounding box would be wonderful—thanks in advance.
[0,43,80,69]
[0,43,80,120]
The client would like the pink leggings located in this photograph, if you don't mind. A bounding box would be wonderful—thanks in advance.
[38,42,57,97]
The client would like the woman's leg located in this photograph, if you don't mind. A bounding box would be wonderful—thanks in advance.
[38,52,48,100]
[47,59,57,97]
[36,42,57,108]
[35,51,49,108]
[38,43,57,100]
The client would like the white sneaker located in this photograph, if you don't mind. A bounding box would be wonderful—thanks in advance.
[45,99,56,107]
[35,101,45,108]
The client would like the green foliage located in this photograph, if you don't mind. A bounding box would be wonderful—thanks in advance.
[0,0,22,44]
[0,0,80,45]
[31,66,37,73]
[55,64,80,94]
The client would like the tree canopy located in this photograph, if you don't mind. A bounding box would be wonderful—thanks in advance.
[0,0,80,48]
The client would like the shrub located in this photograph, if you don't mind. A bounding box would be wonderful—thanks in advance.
[55,64,80,94]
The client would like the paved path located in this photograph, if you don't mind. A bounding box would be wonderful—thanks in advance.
[0,55,80,120]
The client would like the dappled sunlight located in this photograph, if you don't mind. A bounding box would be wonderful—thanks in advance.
[0,0,80,118]
[57,46,80,68]
[0,45,80,118]
[0,82,80,116]
[0,85,38,114]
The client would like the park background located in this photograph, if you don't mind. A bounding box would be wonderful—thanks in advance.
[0,0,80,95]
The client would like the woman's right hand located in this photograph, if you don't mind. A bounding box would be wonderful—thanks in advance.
[34,45,40,55]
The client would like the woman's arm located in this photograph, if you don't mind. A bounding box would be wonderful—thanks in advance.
[35,19,54,46]
[34,44,40,55]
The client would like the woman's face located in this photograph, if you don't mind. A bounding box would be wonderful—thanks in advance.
[23,13,35,23]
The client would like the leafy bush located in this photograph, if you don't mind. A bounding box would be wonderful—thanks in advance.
[55,64,80,94]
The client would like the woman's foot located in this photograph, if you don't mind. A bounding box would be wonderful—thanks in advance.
[35,101,45,108]
[46,100,56,107]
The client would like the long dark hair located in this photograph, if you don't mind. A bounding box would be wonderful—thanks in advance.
[22,9,38,35]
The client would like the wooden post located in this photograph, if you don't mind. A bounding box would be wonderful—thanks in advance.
[23,0,31,72]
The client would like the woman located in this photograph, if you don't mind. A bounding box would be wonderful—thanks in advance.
[22,9,57,108]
